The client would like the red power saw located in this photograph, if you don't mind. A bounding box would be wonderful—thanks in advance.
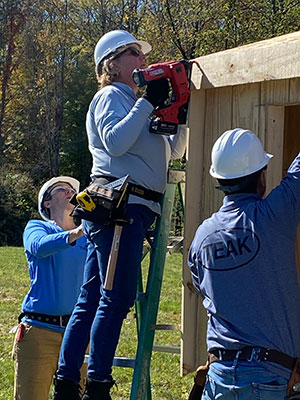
[133,59,193,135]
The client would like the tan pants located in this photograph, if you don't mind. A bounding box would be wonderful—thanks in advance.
[12,323,87,400]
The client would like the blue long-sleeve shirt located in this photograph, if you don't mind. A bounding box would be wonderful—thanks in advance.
[21,220,87,332]
[86,82,187,214]
[188,153,300,379]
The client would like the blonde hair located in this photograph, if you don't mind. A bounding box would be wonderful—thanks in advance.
[96,57,120,88]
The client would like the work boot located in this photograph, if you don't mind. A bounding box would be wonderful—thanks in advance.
[81,378,115,400]
[52,377,82,400]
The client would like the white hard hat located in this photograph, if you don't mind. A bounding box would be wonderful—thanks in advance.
[94,29,151,67]
[38,176,80,221]
[210,128,273,179]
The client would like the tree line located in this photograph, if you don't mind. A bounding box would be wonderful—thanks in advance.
[1,0,300,245]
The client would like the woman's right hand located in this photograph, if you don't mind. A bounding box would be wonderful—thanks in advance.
[142,78,170,107]
[68,224,84,244]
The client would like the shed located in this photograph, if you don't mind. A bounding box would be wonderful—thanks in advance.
[182,30,300,375]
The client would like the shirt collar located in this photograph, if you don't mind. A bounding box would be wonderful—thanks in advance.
[112,82,137,100]
[220,193,261,211]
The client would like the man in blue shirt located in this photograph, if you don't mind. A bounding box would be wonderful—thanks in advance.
[188,129,300,399]
[12,176,87,400]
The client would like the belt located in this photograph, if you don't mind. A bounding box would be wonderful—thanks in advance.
[209,347,296,371]
[93,176,163,203]
[127,182,163,202]
[19,312,71,328]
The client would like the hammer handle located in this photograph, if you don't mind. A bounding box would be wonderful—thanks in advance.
[103,224,123,290]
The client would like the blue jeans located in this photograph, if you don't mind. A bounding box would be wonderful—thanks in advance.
[57,204,156,383]
[203,360,288,399]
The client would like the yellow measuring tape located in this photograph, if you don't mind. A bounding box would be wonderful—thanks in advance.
[76,191,96,211]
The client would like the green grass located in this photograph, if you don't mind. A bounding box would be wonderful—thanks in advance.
[0,247,29,399]
[0,247,194,399]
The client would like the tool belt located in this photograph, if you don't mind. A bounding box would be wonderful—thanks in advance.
[71,176,163,225]
[18,312,71,328]
[92,176,163,203]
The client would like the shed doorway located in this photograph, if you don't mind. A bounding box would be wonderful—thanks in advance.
[283,105,300,174]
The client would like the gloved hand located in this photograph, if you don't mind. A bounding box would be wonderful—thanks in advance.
[142,78,169,107]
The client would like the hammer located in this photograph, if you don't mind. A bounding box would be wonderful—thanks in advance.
[103,217,133,290]
[103,220,124,290]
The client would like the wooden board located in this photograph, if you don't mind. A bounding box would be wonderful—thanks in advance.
[289,78,300,103]
[182,87,233,375]
[191,31,300,90]
[181,89,206,376]
[265,106,285,194]
[232,83,260,133]
[261,80,290,106]
[259,79,289,156]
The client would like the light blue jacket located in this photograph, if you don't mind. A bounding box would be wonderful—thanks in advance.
[86,82,187,214]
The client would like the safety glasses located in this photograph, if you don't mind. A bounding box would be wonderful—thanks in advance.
[126,47,142,57]
[49,186,76,196]
[42,184,77,205]
[114,46,142,59]
[43,186,76,202]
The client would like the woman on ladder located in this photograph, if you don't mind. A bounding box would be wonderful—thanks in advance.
[52,29,187,400]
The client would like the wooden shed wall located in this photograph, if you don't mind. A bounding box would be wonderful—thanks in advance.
[181,77,300,375]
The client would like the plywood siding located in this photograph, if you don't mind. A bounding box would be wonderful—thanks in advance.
[290,78,300,103]
[261,80,290,105]
[259,79,289,158]
[232,83,261,134]
[265,106,285,194]
[202,87,233,217]
[181,89,206,375]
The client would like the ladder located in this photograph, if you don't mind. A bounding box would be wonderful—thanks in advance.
[113,170,185,400]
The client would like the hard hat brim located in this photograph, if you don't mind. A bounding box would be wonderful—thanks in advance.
[136,40,152,55]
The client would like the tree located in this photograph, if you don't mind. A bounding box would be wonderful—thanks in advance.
[1,0,300,245]
[0,1,25,166]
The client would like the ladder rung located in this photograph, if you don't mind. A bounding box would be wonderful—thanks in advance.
[113,357,136,368]
[136,292,147,302]
[152,344,180,354]
[168,236,184,242]
[150,324,180,331]
[167,236,184,254]
[167,169,186,184]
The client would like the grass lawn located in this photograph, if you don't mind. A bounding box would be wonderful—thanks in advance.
[0,246,194,399]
